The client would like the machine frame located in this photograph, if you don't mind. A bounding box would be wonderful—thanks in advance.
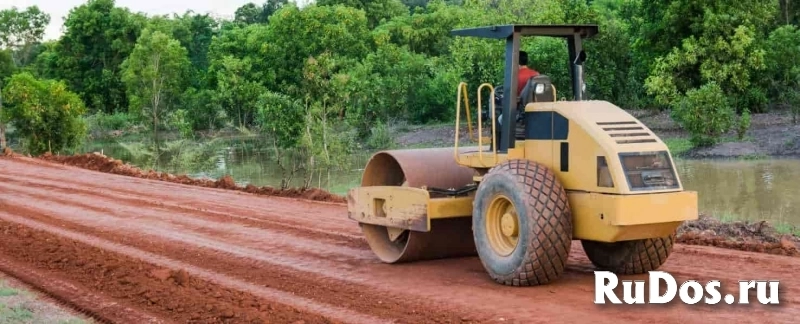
[346,24,699,286]
[450,24,597,153]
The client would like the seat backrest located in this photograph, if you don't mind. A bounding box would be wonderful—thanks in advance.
[519,77,537,107]
[518,75,555,112]
[529,75,555,102]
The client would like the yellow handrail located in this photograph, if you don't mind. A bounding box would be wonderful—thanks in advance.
[477,83,497,166]
[454,82,470,164]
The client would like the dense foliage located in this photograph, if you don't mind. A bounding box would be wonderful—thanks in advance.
[1,0,800,158]
[1,72,87,155]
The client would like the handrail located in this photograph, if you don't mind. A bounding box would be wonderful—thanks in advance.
[477,83,497,166]
[454,82,471,164]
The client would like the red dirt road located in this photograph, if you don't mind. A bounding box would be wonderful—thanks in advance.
[0,156,798,323]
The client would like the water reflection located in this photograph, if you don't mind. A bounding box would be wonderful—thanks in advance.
[81,136,800,226]
[676,159,800,225]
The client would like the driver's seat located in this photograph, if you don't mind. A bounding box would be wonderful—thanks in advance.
[513,75,555,139]
[519,75,555,107]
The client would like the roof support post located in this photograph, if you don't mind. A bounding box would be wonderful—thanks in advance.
[567,34,585,101]
[501,31,520,152]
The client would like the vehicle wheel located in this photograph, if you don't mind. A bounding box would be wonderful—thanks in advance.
[581,234,675,275]
[472,159,573,286]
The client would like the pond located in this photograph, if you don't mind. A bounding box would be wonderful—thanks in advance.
[81,135,800,227]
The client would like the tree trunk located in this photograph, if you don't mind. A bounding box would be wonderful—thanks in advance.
[781,0,792,24]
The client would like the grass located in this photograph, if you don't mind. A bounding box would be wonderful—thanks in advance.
[738,153,769,160]
[663,137,693,157]
[702,211,800,237]
[0,288,18,297]
[0,303,34,323]
[325,174,362,196]
[775,223,800,236]
[0,280,90,324]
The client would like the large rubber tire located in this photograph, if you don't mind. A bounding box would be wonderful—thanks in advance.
[472,159,573,286]
[581,234,675,275]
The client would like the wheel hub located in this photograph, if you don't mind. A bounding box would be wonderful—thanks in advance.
[486,194,519,256]
[500,212,518,237]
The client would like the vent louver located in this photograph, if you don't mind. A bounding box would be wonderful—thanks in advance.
[596,121,657,144]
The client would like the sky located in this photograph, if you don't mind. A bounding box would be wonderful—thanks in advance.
[0,0,309,41]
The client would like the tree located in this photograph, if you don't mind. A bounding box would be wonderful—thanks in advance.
[1,72,87,155]
[207,23,273,89]
[121,28,191,151]
[0,6,50,67]
[263,4,372,91]
[763,25,800,122]
[212,56,265,128]
[316,0,408,29]
[49,0,145,114]
[234,0,288,25]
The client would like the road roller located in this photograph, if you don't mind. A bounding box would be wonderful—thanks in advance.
[346,24,699,286]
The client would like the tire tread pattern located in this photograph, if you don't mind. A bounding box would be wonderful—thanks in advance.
[623,235,674,275]
[582,234,674,275]
[483,160,573,286]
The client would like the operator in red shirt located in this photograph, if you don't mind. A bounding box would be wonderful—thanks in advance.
[517,51,539,95]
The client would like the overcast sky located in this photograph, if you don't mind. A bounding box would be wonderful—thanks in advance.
[1,0,309,41]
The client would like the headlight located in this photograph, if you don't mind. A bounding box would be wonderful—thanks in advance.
[535,83,545,94]
[618,151,679,191]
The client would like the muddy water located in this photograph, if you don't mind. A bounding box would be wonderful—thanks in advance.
[80,137,800,226]
[676,158,800,226]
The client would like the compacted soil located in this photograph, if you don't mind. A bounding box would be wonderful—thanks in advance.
[0,154,798,323]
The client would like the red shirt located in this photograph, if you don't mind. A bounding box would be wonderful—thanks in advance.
[517,66,540,94]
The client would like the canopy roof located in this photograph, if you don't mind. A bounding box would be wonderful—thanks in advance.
[450,24,599,39]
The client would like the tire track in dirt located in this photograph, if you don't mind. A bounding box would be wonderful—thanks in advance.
[0,258,165,324]
[0,182,502,322]
[0,171,365,246]
[2,156,800,323]
[0,179,372,264]
[0,159,356,234]
[0,212,386,324]
[0,189,372,278]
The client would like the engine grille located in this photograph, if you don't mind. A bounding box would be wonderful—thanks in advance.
[596,121,657,144]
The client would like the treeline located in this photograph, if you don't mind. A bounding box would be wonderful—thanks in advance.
[1,0,800,157]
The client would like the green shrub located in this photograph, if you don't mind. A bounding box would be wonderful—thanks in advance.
[670,82,734,147]
[1,72,87,155]
[88,111,136,132]
[366,121,394,149]
[737,108,751,140]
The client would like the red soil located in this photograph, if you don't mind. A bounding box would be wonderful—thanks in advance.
[0,154,798,323]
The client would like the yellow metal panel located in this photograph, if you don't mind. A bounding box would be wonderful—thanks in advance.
[346,186,474,232]
[522,140,555,171]
[522,100,685,195]
[608,190,698,225]
[428,196,475,219]
[347,186,431,232]
[569,191,698,242]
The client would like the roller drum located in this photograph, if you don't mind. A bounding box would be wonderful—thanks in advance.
[359,147,479,263]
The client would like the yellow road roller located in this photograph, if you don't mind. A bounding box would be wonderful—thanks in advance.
[346,24,698,286]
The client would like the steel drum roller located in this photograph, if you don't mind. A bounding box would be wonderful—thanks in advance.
[359,147,479,263]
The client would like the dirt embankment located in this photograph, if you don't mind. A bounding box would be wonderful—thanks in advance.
[35,151,346,204]
[632,109,800,159]
[4,149,799,258]
[677,215,800,257]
